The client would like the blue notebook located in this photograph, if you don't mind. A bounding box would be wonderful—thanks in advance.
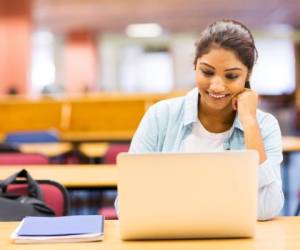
[11,215,104,244]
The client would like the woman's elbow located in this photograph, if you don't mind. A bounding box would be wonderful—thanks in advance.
[257,187,284,221]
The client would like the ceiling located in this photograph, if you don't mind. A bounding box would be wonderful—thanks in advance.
[33,0,300,34]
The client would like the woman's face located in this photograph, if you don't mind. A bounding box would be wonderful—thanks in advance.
[195,47,249,112]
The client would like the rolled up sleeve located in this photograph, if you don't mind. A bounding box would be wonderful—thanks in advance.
[257,115,284,221]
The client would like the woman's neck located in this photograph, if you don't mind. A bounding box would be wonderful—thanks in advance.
[198,100,235,133]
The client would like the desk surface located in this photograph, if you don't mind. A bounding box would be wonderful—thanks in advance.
[19,143,73,158]
[79,143,109,158]
[0,165,117,188]
[282,136,300,152]
[0,217,300,250]
[60,131,133,142]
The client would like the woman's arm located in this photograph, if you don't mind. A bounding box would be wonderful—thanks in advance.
[254,115,284,221]
[243,119,266,164]
[235,89,284,220]
[235,89,266,163]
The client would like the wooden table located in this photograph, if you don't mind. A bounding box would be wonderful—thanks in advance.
[79,143,109,158]
[19,143,73,158]
[1,217,300,250]
[60,131,133,142]
[282,136,300,152]
[0,165,117,188]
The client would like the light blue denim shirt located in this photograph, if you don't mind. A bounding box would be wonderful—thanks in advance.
[128,87,284,221]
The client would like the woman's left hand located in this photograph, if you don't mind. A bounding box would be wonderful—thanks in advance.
[232,88,259,126]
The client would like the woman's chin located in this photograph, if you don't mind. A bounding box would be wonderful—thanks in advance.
[205,99,233,112]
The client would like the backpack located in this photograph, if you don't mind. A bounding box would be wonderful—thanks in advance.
[0,169,55,221]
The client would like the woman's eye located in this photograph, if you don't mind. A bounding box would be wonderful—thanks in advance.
[201,70,214,77]
[225,73,239,80]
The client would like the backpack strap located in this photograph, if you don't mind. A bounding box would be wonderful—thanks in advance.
[0,169,43,200]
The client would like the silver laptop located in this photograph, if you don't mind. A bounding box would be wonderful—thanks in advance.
[117,151,258,240]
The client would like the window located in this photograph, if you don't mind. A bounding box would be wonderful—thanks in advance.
[251,37,295,95]
[30,31,55,94]
[119,45,173,92]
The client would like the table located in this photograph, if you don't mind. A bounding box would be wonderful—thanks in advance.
[0,165,117,188]
[1,217,300,250]
[60,131,133,142]
[282,136,300,152]
[79,143,109,162]
[19,143,73,158]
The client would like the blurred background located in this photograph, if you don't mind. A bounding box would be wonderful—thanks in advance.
[1,0,300,218]
[0,0,298,96]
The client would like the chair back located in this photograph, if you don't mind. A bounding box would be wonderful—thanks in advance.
[7,180,70,216]
[4,130,59,144]
[99,207,117,220]
[104,143,130,164]
[0,153,49,165]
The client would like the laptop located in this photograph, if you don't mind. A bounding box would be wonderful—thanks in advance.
[117,150,258,240]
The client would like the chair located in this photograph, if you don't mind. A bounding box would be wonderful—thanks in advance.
[7,180,70,216]
[101,144,128,219]
[0,153,49,165]
[103,143,130,164]
[4,130,59,144]
[98,207,117,220]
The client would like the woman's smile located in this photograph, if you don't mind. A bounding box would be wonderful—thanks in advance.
[206,91,231,100]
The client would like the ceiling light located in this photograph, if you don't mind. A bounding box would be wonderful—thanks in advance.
[126,23,163,38]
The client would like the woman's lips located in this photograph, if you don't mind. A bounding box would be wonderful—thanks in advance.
[207,91,231,99]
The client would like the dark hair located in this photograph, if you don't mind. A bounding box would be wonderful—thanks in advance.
[194,19,258,85]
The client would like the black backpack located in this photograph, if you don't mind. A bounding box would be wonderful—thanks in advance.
[0,169,55,221]
[0,143,20,153]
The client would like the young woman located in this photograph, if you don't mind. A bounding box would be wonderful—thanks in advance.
[124,19,284,221]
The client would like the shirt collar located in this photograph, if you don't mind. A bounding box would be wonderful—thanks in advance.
[183,87,244,132]
[232,114,243,132]
[183,88,199,126]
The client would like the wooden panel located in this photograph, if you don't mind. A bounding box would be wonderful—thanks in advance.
[67,99,147,132]
[0,92,185,140]
[0,100,63,133]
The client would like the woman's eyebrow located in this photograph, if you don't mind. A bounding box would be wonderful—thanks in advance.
[199,63,242,72]
[224,67,242,71]
[199,62,215,69]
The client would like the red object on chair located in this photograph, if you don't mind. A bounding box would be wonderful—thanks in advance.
[98,207,118,219]
[7,180,70,216]
[0,153,49,165]
[103,144,130,164]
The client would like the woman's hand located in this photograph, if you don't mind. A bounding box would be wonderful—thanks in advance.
[232,88,266,164]
[232,88,259,126]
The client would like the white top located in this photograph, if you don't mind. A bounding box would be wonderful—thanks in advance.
[181,120,232,152]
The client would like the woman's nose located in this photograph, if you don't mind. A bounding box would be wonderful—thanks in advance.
[209,77,226,92]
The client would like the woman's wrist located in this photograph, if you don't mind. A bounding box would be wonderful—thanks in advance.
[240,115,258,128]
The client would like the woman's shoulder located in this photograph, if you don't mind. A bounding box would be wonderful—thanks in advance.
[147,95,186,116]
[147,88,197,117]
[256,109,279,124]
